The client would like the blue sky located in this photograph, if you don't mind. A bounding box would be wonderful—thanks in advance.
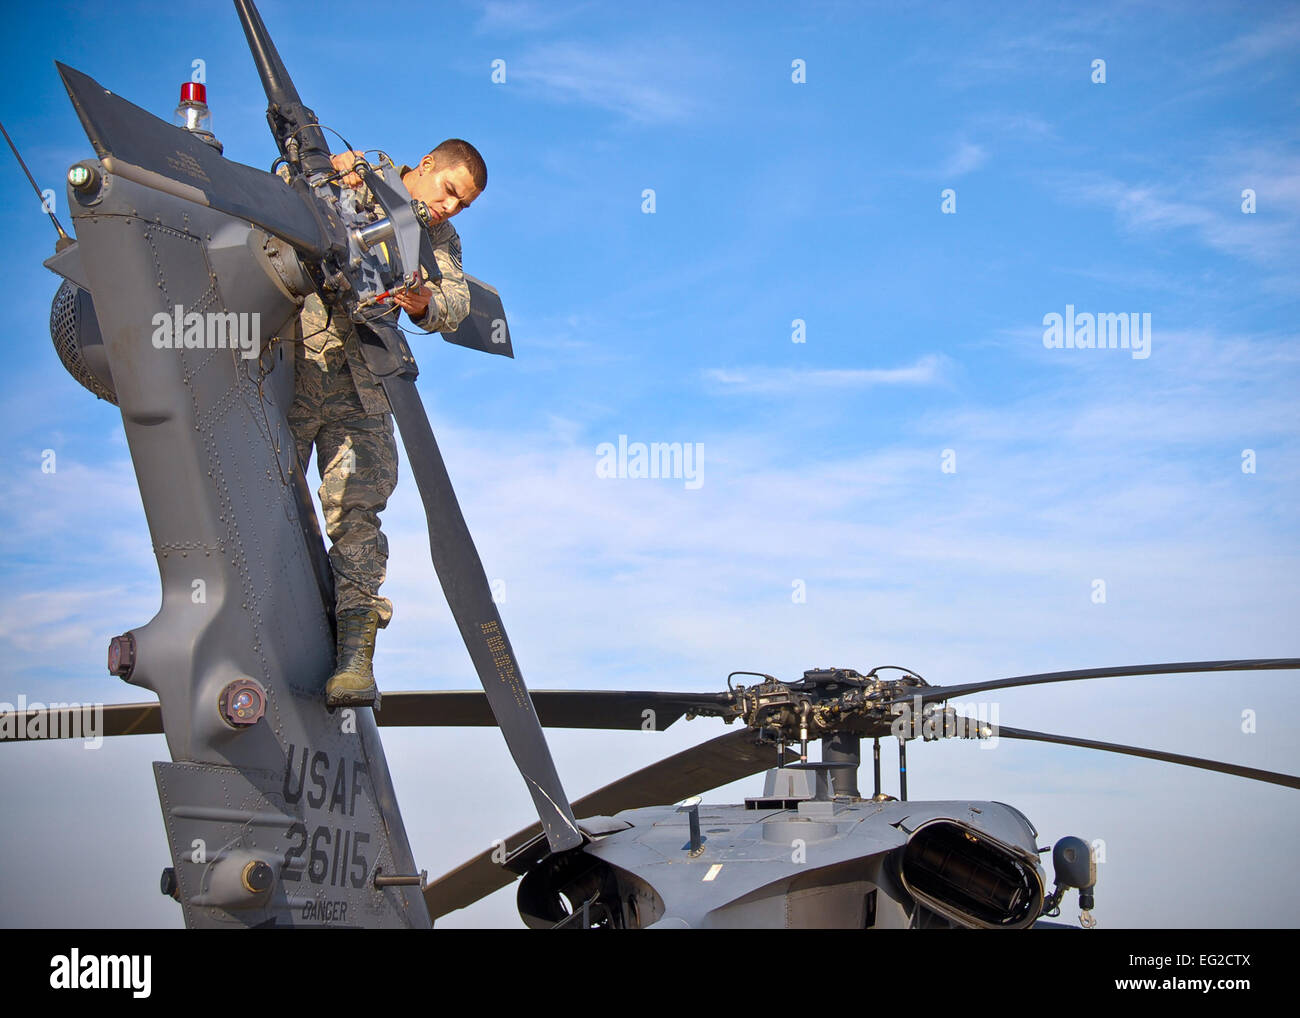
[1,0,1298,928]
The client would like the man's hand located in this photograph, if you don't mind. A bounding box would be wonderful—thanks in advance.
[391,283,432,319]
[330,150,366,189]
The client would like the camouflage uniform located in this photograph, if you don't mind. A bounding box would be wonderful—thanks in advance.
[289,166,470,628]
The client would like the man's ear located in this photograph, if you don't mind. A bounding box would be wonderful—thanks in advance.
[419,153,438,174]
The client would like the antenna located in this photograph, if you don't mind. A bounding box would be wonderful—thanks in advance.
[1,120,74,251]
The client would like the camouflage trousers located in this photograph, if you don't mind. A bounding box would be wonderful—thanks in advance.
[288,336,399,629]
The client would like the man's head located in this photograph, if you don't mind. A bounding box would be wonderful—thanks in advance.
[402,139,487,223]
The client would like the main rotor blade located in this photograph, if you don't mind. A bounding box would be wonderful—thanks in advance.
[378,366,581,854]
[0,689,733,743]
[424,726,781,919]
[919,658,1300,705]
[0,701,161,740]
[378,689,730,730]
[993,724,1300,789]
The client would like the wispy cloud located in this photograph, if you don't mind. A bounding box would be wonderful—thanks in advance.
[1208,9,1300,75]
[474,0,594,34]
[1049,165,1300,267]
[969,112,1055,139]
[941,141,988,177]
[508,40,708,123]
[704,355,951,395]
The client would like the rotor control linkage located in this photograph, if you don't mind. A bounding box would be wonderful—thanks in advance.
[898,736,907,801]
[893,702,995,742]
[356,271,422,309]
[721,667,999,748]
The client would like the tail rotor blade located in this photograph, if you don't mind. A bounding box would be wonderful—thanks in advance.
[375,354,581,853]
[232,0,332,175]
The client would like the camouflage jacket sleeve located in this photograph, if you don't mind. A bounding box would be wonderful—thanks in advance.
[410,219,471,334]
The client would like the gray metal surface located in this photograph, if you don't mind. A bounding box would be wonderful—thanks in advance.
[63,164,428,928]
[155,756,422,928]
[58,61,326,256]
[424,726,782,918]
[586,798,1043,929]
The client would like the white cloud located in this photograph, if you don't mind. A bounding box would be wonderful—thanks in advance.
[941,141,988,177]
[1050,161,1300,267]
[474,0,596,34]
[1208,10,1300,75]
[704,354,951,395]
[508,40,706,123]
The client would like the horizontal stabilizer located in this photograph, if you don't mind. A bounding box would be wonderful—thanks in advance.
[56,62,326,256]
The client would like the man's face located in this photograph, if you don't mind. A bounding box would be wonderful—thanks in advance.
[406,155,480,223]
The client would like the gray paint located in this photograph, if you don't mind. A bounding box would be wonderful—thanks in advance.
[585,796,1042,929]
[62,164,428,928]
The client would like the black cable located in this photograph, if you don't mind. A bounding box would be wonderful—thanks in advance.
[866,665,927,684]
[280,121,357,160]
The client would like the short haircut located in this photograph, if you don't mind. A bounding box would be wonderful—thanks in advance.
[428,138,487,192]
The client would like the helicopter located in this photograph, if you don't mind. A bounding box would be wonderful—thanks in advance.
[2,0,1296,929]
[6,658,1298,927]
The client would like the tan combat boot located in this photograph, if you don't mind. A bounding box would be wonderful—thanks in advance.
[325,608,381,709]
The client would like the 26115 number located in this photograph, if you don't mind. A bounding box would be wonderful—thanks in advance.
[282,822,370,888]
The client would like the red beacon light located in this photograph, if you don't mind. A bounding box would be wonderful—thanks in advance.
[175,80,222,153]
